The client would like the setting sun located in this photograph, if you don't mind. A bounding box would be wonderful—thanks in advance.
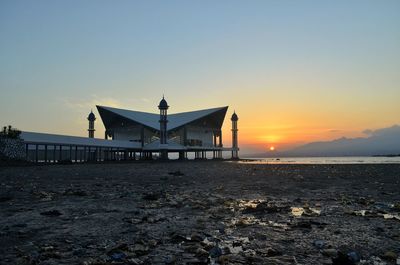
[269,146,275,151]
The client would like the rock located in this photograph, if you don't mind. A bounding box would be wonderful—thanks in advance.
[36,191,55,201]
[266,248,282,257]
[110,252,126,261]
[257,247,283,257]
[209,246,222,258]
[168,170,185,176]
[382,251,397,261]
[142,192,162,201]
[40,210,62,216]
[63,189,88,196]
[73,248,86,256]
[243,201,290,214]
[195,248,209,258]
[293,220,312,229]
[218,255,230,264]
[322,249,338,257]
[163,255,176,264]
[191,233,205,242]
[314,240,326,249]
[40,246,55,252]
[132,243,149,256]
[126,258,143,265]
[332,247,360,265]
[0,196,12,202]
[169,233,188,243]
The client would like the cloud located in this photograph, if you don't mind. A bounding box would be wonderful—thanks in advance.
[363,125,400,137]
[362,129,373,135]
[327,129,342,133]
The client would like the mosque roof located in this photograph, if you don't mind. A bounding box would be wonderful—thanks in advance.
[96,105,228,131]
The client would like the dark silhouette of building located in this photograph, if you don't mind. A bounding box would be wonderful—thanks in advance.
[87,110,96,138]
[158,96,169,159]
[231,111,239,159]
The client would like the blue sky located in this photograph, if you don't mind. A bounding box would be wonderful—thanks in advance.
[1,1,399,153]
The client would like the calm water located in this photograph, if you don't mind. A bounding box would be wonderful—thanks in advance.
[240,156,400,164]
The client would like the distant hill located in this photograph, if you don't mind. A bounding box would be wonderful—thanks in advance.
[248,125,400,157]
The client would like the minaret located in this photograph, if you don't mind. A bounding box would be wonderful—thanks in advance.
[87,110,96,138]
[158,96,169,159]
[231,111,239,159]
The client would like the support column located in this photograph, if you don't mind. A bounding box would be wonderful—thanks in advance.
[44,145,48,163]
[35,144,38,163]
[25,144,29,161]
[53,145,56,163]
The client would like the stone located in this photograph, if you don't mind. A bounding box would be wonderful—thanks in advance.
[190,233,205,242]
[195,248,209,257]
[209,246,222,258]
[142,192,162,201]
[110,252,126,261]
[168,171,185,176]
[40,210,62,216]
[332,247,361,265]
[63,189,88,196]
[132,243,149,256]
[242,201,290,214]
[314,240,326,249]
[382,251,397,261]
[163,255,176,264]
[322,249,338,257]
[0,196,12,202]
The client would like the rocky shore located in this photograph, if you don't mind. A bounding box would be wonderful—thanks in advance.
[0,162,399,264]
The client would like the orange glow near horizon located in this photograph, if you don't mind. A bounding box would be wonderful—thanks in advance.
[269,146,275,151]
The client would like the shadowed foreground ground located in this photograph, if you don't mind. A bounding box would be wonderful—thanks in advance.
[0,162,399,265]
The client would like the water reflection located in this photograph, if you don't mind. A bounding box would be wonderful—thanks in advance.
[236,156,400,164]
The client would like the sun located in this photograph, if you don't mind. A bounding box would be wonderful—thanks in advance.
[269,146,275,151]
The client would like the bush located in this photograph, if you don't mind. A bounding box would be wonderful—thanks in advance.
[0,125,21,139]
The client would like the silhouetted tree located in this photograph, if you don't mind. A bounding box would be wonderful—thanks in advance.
[0,125,21,139]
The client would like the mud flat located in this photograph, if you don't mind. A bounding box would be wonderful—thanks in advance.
[0,162,399,264]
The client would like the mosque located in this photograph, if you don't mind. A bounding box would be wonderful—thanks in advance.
[21,97,239,162]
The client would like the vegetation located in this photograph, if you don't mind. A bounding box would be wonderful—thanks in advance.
[0,125,21,139]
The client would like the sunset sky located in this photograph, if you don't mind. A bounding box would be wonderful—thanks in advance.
[1,1,399,154]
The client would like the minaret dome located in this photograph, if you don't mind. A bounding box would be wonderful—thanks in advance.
[231,111,238,121]
[158,96,169,110]
[88,110,96,121]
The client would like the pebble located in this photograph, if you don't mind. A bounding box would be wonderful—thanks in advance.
[40,210,62,216]
[323,248,338,257]
[313,239,326,249]
[209,246,222,258]
[382,251,397,261]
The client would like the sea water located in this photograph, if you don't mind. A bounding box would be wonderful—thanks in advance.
[238,156,400,164]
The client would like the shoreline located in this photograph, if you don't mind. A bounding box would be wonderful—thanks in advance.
[1,162,399,264]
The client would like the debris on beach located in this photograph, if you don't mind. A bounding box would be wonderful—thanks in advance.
[1,163,399,265]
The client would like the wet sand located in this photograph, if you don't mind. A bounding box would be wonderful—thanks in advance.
[0,162,399,264]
